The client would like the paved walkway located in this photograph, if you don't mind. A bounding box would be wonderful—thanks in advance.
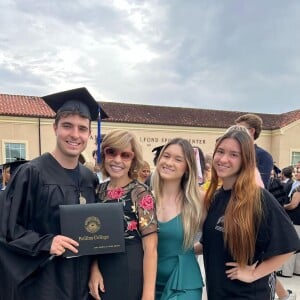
[198,256,299,299]
[275,275,299,299]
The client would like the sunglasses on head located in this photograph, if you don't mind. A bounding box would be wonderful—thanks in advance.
[104,147,135,161]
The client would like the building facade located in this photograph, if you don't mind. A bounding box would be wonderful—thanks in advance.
[1,93,300,171]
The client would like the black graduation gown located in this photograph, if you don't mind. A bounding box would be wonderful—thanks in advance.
[0,153,97,300]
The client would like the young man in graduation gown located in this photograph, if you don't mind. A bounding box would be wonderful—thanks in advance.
[0,87,107,300]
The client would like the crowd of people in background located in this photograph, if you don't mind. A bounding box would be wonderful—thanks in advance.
[267,163,300,280]
[0,87,299,300]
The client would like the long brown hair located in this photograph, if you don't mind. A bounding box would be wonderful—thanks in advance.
[205,129,262,266]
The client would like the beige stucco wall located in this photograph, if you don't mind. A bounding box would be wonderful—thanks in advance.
[276,120,300,166]
[1,116,41,160]
[1,116,300,170]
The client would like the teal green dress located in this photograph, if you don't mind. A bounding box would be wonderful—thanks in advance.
[156,215,204,300]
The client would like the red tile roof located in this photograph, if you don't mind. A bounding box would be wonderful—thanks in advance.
[0,93,54,118]
[100,102,300,130]
[0,93,299,130]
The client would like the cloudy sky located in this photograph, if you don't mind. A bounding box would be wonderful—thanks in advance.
[1,0,300,114]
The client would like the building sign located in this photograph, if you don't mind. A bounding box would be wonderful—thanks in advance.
[139,137,206,146]
[91,134,206,147]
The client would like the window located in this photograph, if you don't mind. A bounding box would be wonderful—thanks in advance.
[291,151,300,166]
[4,142,26,162]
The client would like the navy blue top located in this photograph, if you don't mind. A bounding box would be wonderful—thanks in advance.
[255,144,273,187]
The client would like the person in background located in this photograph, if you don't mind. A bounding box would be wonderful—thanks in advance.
[288,162,300,199]
[137,160,151,184]
[152,138,204,299]
[235,113,273,187]
[193,146,206,186]
[267,166,287,206]
[281,166,294,204]
[0,87,103,300]
[152,145,164,166]
[144,145,164,187]
[88,129,158,300]
[0,158,28,191]
[202,153,224,192]
[203,154,213,187]
[202,128,300,300]
[277,162,300,280]
[92,149,109,183]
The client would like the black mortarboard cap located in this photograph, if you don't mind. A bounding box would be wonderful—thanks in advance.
[42,87,108,121]
[1,158,28,176]
[152,145,164,154]
[273,165,281,175]
[152,145,164,166]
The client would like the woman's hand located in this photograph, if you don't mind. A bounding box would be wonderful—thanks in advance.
[226,252,294,283]
[194,241,203,255]
[225,261,258,283]
[88,260,105,300]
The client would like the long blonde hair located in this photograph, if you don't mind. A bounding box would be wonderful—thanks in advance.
[205,129,262,266]
[152,138,203,249]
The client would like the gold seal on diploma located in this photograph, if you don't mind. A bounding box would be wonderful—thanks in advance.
[85,216,101,233]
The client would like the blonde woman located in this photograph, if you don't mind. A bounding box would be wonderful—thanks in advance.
[137,160,151,184]
[152,138,204,299]
[88,130,158,300]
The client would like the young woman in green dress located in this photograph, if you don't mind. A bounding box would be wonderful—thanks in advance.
[152,138,204,300]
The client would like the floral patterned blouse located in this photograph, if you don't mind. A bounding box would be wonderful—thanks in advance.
[97,180,158,241]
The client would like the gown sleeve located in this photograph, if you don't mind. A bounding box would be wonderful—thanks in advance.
[0,164,54,255]
[0,164,54,286]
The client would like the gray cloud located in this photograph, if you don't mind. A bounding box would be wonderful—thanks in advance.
[0,0,300,113]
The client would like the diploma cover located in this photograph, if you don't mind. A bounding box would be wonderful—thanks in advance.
[59,203,125,257]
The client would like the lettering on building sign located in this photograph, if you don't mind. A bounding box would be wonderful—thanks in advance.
[188,139,206,145]
[91,135,205,146]
[139,137,206,146]
[139,137,159,143]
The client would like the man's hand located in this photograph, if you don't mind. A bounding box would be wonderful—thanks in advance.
[50,235,79,256]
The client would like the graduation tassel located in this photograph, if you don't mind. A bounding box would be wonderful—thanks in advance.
[97,105,101,164]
